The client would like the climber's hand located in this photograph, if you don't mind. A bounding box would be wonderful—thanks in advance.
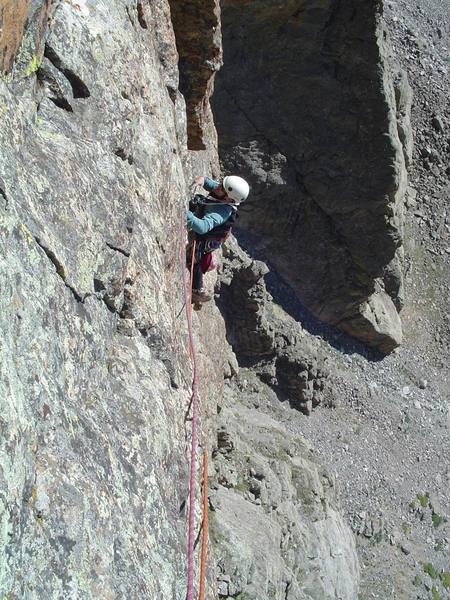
[190,176,204,191]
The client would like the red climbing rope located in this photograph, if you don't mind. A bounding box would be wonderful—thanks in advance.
[199,447,209,600]
[180,216,199,600]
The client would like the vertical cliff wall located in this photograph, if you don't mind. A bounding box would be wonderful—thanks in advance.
[0,1,225,596]
[213,0,409,353]
[168,0,222,151]
[0,1,359,598]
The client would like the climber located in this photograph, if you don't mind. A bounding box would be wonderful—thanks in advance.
[186,175,250,303]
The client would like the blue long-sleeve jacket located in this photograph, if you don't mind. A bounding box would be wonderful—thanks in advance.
[187,177,234,235]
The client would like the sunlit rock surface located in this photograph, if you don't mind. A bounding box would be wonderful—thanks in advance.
[0,1,359,598]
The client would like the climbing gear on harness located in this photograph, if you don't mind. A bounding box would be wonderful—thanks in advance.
[189,195,237,241]
[222,175,249,204]
[188,192,237,298]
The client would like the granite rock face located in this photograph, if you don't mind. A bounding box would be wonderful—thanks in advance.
[0,0,52,76]
[213,0,410,353]
[168,0,222,151]
[0,2,359,598]
[0,1,224,597]
[217,239,328,415]
[211,370,359,600]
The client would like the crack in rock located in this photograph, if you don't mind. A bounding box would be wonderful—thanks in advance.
[136,1,148,29]
[114,148,134,165]
[33,236,84,303]
[44,44,90,99]
[0,183,8,209]
[105,241,131,258]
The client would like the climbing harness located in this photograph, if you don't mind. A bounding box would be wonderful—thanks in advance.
[189,194,237,297]
[190,194,237,242]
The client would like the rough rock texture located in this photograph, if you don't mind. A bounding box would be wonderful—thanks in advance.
[0,1,226,597]
[217,241,274,358]
[217,239,328,415]
[168,0,222,151]
[0,0,52,76]
[213,0,411,353]
[210,369,359,600]
[0,2,360,599]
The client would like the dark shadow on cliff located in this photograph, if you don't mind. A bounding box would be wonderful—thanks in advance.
[233,228,385,362]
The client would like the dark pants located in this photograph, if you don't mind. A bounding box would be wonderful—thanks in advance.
[187,237,205,291]
[189,237,220,291]
[193,261,203,291]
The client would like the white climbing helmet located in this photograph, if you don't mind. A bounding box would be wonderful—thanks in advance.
[222,175,250,204]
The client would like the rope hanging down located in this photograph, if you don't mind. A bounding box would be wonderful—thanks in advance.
[180,215,200,600]
[180,210,210,599]
[199,448,209,600]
